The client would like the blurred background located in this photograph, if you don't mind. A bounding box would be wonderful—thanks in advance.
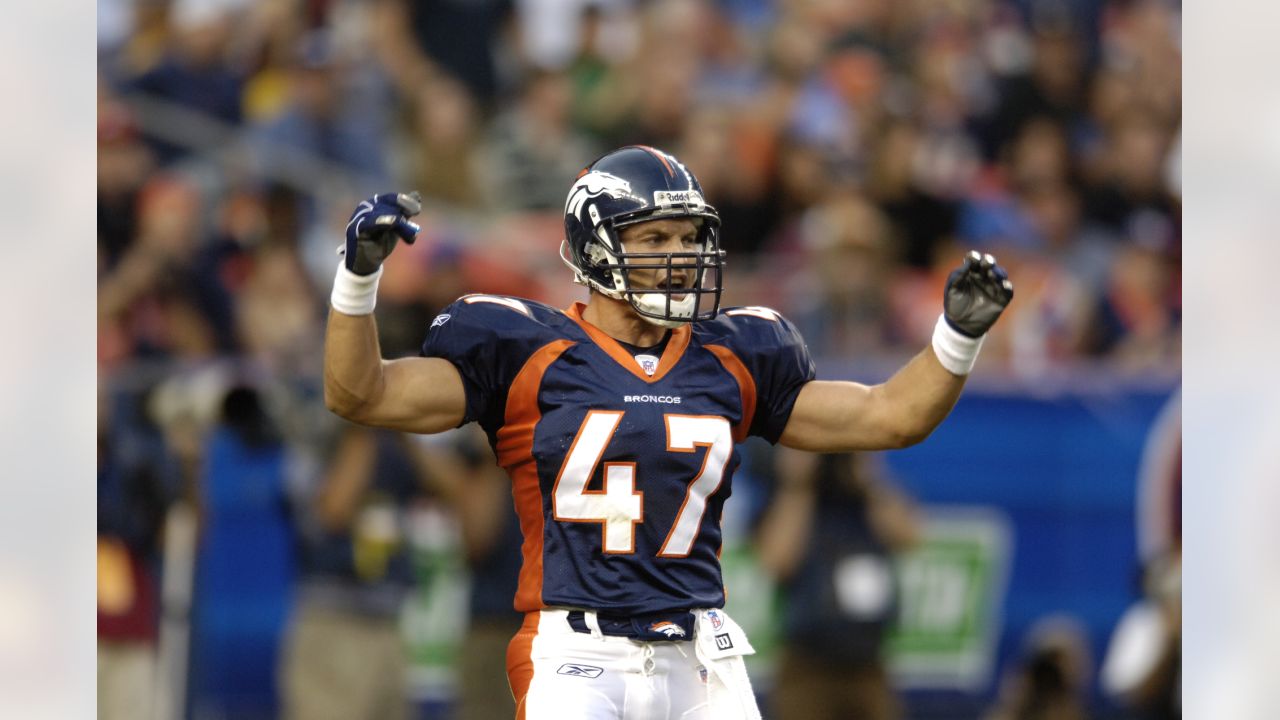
[95,0,1181,718]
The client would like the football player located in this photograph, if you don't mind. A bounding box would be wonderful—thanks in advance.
[324,146,1013,719]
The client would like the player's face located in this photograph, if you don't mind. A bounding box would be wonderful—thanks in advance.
[617,217,701,296]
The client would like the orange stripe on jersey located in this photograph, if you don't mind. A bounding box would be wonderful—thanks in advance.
[498,339,573,612]
[497,339,574,467]
[565,302,690,383]
[510,463,548,612]
[705,345,757,442]
[507,612,540,719]
[636,144,676,177]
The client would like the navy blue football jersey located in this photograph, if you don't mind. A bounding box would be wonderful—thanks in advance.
[421,296,815,615]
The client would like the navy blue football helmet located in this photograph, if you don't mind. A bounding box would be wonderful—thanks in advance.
[562,146,724,327]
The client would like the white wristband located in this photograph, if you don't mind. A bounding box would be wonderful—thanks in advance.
[330,262,382,315]
[931,313,985,376]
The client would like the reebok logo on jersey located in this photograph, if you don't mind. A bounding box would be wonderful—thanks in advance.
[623,395,682,404]
[649,621,688,639]
[557,663,604,678]
[429,313,451,329]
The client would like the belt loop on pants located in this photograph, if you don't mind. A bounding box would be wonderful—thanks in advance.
[582,609,603,638]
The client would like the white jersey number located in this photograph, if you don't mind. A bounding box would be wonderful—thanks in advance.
[552,411,733,556]
[552,411,643,554]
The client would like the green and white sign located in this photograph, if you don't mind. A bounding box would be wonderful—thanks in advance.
[401,503,468,701]
[887,507,1012,690]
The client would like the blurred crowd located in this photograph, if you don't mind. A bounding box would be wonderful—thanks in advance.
[97,0,1181,717]
[97,0,1181,380]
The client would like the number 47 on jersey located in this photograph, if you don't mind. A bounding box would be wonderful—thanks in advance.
[553,411,733,557]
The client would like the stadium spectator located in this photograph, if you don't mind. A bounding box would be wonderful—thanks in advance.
[979,22,1089,161]
[98,90,155,270]
[866,120,961,271]
[188,385,294,720]
[480,68,603,211]
[756,449,921,720]
[674,104,779,262]
[1080,238,1180,369]
[97,384,182,720]
[97,175,224,368]
[408,429,525,720]
[280,424,431,720]
[248,30,391,190]
[515,0,637,74]
[1101,552,1181,720]
[234,240,324,374]
[614,0,711,147]
[125,1,247,165]
[97,0,167,83]
[984,615,1093,720]
[1101,389,1180,719]
[271,263,454,719]
[959,119,1079,255]
[785,192,900,360]
[373,0,513,109]
[565,2,641,148]
[398,75,486,211]
[1082,111,1177,240]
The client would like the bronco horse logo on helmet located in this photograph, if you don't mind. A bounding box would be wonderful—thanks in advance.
[561,146,726,328]
[565,171,646,222]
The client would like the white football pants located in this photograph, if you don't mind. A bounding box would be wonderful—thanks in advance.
[507,608,761,720]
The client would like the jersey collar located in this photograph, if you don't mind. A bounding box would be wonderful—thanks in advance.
[566,302,691,383]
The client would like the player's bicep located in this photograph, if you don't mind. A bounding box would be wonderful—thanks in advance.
[778,380,906,452]
[353,356,468,434]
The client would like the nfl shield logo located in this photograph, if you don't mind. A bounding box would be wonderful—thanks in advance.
[635,354,659,376]
[708,610,724,630]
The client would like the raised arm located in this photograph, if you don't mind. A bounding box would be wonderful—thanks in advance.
[323,192,467,434]
[780,251,1013,452]
[780,351,963,451]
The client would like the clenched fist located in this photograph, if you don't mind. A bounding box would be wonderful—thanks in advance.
[943,251,1014,338]
[342,192,423,275]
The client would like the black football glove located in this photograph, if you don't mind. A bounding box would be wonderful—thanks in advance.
[943,250,1014,338]
[341,192,422,276]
